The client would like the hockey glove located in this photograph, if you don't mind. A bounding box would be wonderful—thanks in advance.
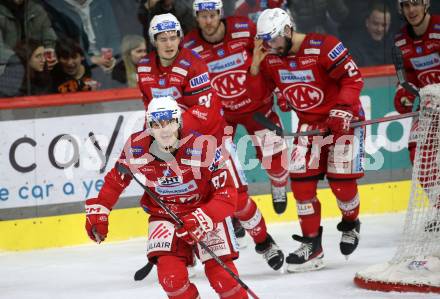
[85,198,111,243]
[175,208,215,245]
[327,106,353,141]
[394,84,417,114]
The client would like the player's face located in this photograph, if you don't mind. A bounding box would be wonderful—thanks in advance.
[263,35,289,56]
[29,46,45,72]
[59,53,83,76]
[402,1,426,26]
[150,119,179,152]
[155,31,181,61]
[196,10,222,37]
[130,42,147,65]
[365,10,390,41]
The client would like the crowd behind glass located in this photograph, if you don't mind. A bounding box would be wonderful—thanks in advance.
[0,0,439,98]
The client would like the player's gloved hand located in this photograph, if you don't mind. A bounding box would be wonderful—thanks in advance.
[175,208,215,245]
[85,198,111,243]
[276,90,291,112]
[394,84,417,114]
[326,106,353,141]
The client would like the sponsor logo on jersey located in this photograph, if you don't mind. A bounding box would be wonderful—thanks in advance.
[434,24,440,31]
[138,66,151,73]
[299,57,317,67]
[130,145,144,156]
[163,168,172,176]
[309,39,322,46]
[304,48,320,55]
[416,46,423,54]
[328,42,346,61]
[179,59,191,67]
[147,221,173,253]
[159,78,166,86]
[395,39,406,47]
[229,41,247,50]
[151,87,182,99]
[418,69,440,85]
[209,147,223,171]
[429,33,440,40]
[231,31,250,39]
[169,75,183,84]
[190,72,210,88]
[172,67,188,76]
[267,57,283,65]
[140,76,155,83]
[290,61,297,69]
[283,83,324,111]
[234,22,249,29]
[193,45,204,53]
[155,179,197,195]
[139,58,150,64]
[278,69,315,83]
[158,176,182,186]
[217,49,225,56]
[191,109,208,120]
[186,148,202,156]
[207,52,245,73]
[211,70,247,98]
[410,52,440,70]
[183,40,196,48]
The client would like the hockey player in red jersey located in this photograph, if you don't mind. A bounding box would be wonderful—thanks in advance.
[85,96,249,299]
[250,8,365,272]
[184,0,289,215]
[393,0,439,163]
[138,12,284,271]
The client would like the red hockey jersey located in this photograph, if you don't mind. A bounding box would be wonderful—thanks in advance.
[256,33,364,123]
[394,15,440,88]
[95,130,237,223]
[183,16,273,118]
[137,48,225,137]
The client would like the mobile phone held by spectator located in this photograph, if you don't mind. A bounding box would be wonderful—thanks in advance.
[44,48,58,70]
[101,48,113,60]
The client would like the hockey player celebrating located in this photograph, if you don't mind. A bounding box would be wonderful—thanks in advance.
[251,8,365,272]
[183,0,289,215]
[137,13,284,271]
[85,96,249,299]
[393,0,439,163]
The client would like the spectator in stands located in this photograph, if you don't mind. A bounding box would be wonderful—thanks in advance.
[138,0,195,50]
[285,0,348,35]
[43,0,120,73]
[15,39,52,95]
[344,1,393,67]
[235,0,287,24]
[51,38,99,93]
[112,35,146,88]
[0,0,57,71]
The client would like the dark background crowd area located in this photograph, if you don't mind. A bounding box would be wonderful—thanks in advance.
[1,0,439,98]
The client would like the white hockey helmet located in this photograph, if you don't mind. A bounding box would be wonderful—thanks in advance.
[146,96,182,129]
[397,0,430,13]
[256,8,295,43]
[148,13,183,46]
[193,0,223,17]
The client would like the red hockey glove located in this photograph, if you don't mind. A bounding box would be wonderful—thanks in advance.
[276,90,291,112]
[326,106,353,141]
[394,85,417,114]
[175,208,215,245]
[85,198,111,243]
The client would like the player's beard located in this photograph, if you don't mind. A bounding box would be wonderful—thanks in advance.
[202,20,222,39]
[281,36,293,57]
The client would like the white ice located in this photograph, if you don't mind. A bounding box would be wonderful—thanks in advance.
[1,213,438,299]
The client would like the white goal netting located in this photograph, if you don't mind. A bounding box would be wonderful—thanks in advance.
[354,84,440,293]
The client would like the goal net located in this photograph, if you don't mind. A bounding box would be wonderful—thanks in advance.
[354,84,440,293]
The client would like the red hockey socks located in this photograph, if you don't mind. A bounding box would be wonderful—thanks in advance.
[157,256,199,299]
[291,179,321,237]
[328,179,360,222]
[205,259,248,298]
[234,192,268,244]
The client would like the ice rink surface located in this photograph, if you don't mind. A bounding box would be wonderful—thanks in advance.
[1,213,438,299]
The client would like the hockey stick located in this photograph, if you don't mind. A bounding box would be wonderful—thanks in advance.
[134,262,154,281]
[116,163,260,299]
[392,45,420,98]
[253,111,418,137]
